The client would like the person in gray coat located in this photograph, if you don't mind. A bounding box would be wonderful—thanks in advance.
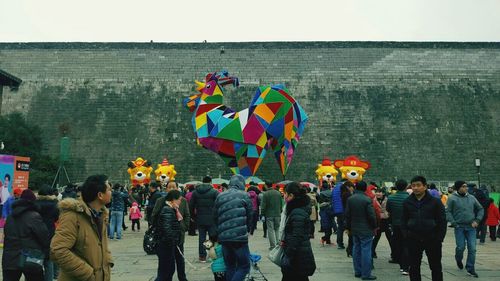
[214,174,253,281]
[446,180,484,278]
[345,181,377,280]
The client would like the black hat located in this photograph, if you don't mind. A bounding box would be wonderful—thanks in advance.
[454,181,466,190]
[202,176,212,183]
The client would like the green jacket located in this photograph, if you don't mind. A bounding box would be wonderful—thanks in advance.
[387,191,409,226]
[261,189,284,218]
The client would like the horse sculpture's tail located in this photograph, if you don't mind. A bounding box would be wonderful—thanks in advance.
[248,84,308,176]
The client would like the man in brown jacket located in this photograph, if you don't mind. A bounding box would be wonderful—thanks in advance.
[50,175,113,281]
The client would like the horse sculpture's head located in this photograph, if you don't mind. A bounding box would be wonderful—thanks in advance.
[183,71,239,112]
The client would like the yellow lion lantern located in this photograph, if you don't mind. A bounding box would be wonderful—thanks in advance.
[333,155,371,183]
[154,158,177,186]
[127,157,153,186]
[315,157,338,187]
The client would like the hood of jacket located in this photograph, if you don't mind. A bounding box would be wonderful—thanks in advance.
[229,174,245,191]
[286,195,311,216]
[58,198,108,218]
[196,183,214,194]
[12,199,40,218]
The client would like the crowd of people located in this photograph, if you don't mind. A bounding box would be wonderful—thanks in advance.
[0,173,498,281]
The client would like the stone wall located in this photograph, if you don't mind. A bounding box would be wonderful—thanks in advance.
[0,42,499,187]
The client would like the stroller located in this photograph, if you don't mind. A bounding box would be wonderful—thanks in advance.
[245,253,268,281]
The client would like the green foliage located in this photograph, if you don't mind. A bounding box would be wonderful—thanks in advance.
[0,112,58,189]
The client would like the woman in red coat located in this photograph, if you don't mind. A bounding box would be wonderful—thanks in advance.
[486,198,500,241]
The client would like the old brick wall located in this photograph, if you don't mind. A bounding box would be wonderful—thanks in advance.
[0,42,499,187]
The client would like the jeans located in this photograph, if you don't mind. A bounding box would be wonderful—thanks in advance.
[266,216,281,248]
[476,221,487,243]
[489,225,497,241]
[222,242,250,281]
[250,210,259,235]
[198,225,216,258]
[262,216,267,236]
[373,219,393,258]
[156,243,176,281]
[408,239,442,281]
[391,226,409,270]
[174,243,187,281]
[319,209,334,242]
[132,219,140,231]
[3,269,44,281]
[334,213,345,246]
[282,270,309,281]
[44,259,54,281]
[455,226,477,272]
[109,210,124,239]
[352,234,373,278]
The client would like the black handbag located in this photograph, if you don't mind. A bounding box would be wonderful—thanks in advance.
[143,226,158,255]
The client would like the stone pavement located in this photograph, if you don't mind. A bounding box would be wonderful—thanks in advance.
[108,222,500,281]
[2,222,500,280]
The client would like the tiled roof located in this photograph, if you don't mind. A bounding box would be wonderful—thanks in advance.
[0,69,22,88]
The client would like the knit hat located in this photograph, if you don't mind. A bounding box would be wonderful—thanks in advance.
[20,189,37,202]
[454,180,466,190]
[13,188,23,197]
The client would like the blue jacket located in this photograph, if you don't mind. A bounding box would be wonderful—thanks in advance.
[214,175,253,243]
[331,182,344,214]
[110,190,129,212]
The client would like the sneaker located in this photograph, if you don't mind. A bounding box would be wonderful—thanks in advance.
[467,270,478,278]
[337,245,345,249]
[361,276,377,280]
[456,260,464,270]
[401,271,409,276]
[399,269,404,272]
[354,274,361,278]
[199,256,207,263]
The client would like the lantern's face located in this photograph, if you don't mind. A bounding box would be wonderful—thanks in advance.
[127,157,153,185]
[155,164,177,185]
[315,163,338,184]
[339,166,366,183]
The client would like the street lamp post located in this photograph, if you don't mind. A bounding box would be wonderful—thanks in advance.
[475,158,481,188]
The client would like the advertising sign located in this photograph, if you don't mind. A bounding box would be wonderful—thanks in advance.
[0,154,30,194]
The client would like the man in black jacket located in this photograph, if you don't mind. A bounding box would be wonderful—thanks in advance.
[2,189,49,281]
[401,176,447,281]
[35,184,60,281]
[189,176,218,262]
[146,182,162,227]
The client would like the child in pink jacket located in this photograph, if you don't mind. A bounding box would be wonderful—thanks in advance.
[129,202,143,231]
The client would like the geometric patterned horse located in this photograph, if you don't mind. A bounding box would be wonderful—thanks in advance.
[183,71,308,177]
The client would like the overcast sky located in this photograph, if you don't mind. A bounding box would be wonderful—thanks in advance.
[1,0,499,42]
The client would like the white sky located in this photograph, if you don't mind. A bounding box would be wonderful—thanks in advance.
[1,0,499,42]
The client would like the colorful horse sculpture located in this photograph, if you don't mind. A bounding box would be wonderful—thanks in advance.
[183,71,308,177]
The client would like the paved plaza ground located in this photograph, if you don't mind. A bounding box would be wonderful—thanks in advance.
[2,221,500,280]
